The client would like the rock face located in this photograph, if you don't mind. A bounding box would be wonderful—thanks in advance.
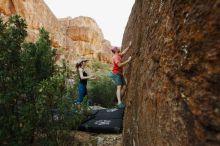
[122,0,220,146]
[0,0,111,67]
[60,17,112,64]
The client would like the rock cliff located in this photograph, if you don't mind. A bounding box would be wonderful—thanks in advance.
[122,0,220,146]
[0,0,111,67]
[60,17,112,64]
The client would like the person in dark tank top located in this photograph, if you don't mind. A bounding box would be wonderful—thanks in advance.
[75,58,98,104]
[79,70,88,85]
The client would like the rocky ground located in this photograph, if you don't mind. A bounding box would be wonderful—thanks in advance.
[71,131,122,146]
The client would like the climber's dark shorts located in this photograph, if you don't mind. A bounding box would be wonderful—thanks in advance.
[109,72,126,86]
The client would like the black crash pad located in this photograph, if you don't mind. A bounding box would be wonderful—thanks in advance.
[79,119,123,133]
[94,108,124,119]
[78,108,124,133]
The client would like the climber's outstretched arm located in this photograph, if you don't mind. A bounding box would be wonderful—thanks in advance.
[120,41,132,56]
[117,56,132,67]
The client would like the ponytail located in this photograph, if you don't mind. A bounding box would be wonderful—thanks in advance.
[76,63,81,69]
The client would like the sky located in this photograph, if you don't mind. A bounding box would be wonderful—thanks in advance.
[44,0,135,46]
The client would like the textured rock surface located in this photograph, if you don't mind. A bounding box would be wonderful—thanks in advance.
[60,17,112,64]
[122,0,220,146]
[0,0,65,47]
[0,0,15,15]
[0,0,111,66]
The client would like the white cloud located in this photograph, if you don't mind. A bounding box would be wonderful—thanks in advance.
[44,0,135,46]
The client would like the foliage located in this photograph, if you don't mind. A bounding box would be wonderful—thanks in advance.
[0,15,83,146]
[34,73,83,146]
[88,75,116,107]
[87,60,116,107]
[0,15,28,145]
[88,60,110,73]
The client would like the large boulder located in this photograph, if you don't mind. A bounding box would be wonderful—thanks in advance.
[122,0,220,146]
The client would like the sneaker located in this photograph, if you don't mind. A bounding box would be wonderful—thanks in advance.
[117,103,125,109]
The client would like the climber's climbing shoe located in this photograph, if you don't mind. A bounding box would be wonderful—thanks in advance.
[117,103,125,109]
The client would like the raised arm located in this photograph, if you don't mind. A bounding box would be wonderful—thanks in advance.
[117,56,132,67]
[120,41,132,56]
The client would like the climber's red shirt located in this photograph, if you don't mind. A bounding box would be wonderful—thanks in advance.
[112,54,123,74]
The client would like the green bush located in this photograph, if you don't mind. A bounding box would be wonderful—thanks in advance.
[34,73,83,146]
[87,60,116,107]
[88,75,116,107]
[0,15,29,145]
[0,15,83,146]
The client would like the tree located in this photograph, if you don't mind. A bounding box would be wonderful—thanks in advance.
[0,15,82,146]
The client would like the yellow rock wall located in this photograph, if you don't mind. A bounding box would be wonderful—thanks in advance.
[0,0,112,68]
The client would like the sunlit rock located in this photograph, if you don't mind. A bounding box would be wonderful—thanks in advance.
[0,0,112,69]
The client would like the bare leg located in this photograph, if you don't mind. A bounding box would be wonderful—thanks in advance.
[121,85,126,99]
[116,85,122,104]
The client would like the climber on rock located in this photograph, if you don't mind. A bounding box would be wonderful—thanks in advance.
[109,41,132,108]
